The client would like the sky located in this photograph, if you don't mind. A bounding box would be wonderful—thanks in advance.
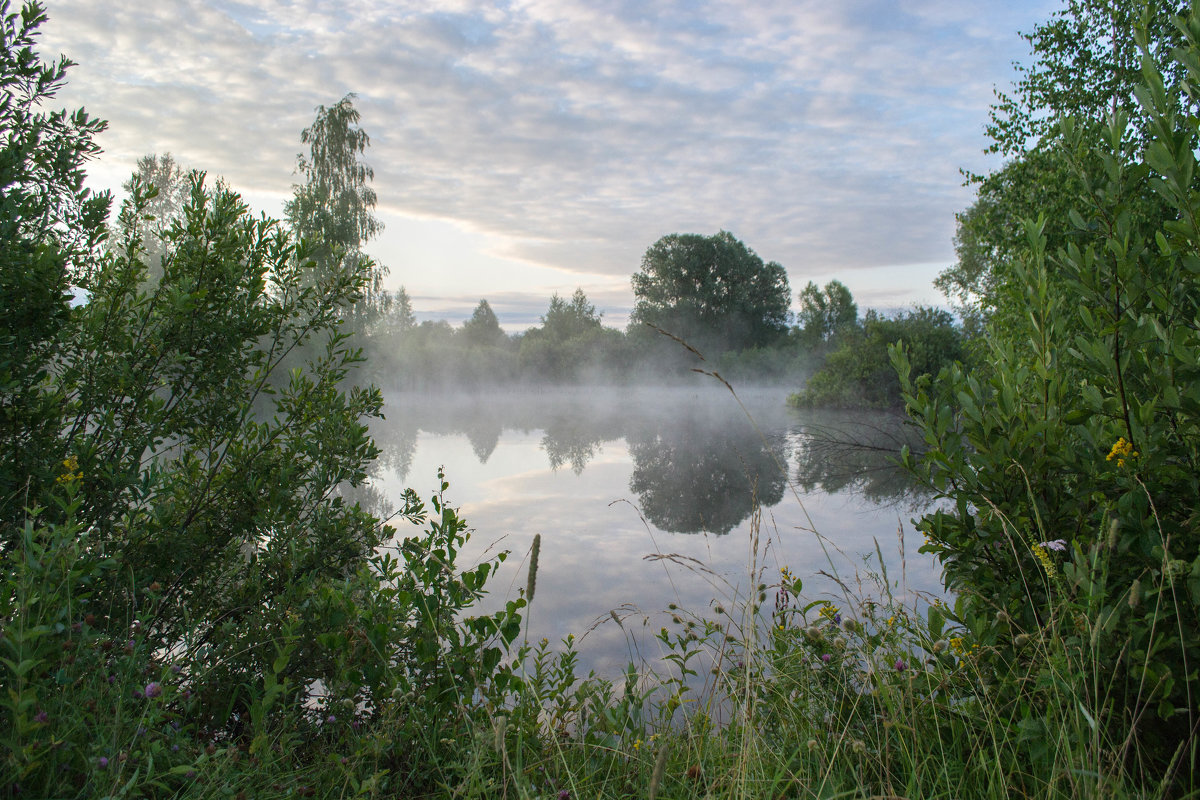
[39,0,1058,330]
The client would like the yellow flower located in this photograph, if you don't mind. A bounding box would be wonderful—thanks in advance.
[55,455,82,484]
[1031,543,1057,578]
[1106,437,1138,467]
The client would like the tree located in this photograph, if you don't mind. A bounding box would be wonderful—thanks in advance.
[902,8,1200,775]
[519,289,610,381]
[542,288,602,341]
[630,231,790,353]
[377,284,416,336]
[119,152,190,286]
[285,93,387,325]
[795,279,858,348]
[939,0,1188,315]
[461,298,506,347]
[0,0,109,526]
[792,306,963,409]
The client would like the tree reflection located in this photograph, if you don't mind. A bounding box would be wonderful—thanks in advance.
[540,414,623,475]
[628,415,787,534]
[790,410,931,507]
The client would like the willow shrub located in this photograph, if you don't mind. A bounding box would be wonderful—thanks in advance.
[895,18,1200,785]
[1,3,523,793]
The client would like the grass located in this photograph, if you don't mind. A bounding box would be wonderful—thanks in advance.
[3,430,1194,799]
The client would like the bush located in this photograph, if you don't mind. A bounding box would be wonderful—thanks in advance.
[897,25,1200,781]
[791,307,965,409]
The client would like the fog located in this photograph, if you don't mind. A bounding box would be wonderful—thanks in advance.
[352,382,941,682]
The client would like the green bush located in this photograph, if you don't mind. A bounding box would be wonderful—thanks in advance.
[0,5,523,793]
[897,21,1200,780]
[791,306,965,409]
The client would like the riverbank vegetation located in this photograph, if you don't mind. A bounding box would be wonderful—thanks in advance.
[4,0,1200,797]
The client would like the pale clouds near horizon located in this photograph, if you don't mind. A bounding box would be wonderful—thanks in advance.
[39,0,1054,325]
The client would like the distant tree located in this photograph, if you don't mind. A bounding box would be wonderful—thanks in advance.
[123,153,188,228]
[792,307,963,409]
[285,93,387,325]
[120,153,190,285]
[630,231,790,353]
[795,279,857,348]
[542,288,602,341]
[377,285,416,336]
[461,298,506,347]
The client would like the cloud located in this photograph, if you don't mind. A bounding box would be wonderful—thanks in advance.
[40,0,1045,296]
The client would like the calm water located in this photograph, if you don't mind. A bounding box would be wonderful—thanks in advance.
[363,385,945,680]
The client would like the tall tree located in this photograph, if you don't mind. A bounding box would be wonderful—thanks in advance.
[630,231,790,353]
[939,0,1188,314]
[795,279,857,348]
[120,152,189,285]
[376,284,416,338]
[285,93,387,325]
[461,298,506,347]
[542,288,602,342]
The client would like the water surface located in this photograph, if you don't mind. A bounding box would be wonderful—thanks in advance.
[366,385,943,680]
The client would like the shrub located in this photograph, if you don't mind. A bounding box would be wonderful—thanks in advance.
[897,20,1200,781]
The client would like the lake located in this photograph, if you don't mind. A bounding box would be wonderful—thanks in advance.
[362,384,946,681]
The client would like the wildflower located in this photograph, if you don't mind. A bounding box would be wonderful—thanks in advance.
[894,659,907,671]
[1106,437,1139,467]
[55,455,82,484]
[558,791,570,800]
[632,738,642,751]
[851,739,866,754]
[326,714,336,724]
[1031,544,1057,578]
[821,653,831,664]
[33,710,48,724]
[144,682,162,699]
[97,757,109,768]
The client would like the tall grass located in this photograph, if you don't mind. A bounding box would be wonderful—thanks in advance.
[5,432,1192,798]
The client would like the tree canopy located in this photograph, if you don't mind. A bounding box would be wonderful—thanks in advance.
[938,0,1189,315]
[461,298,506,347]
[285,93,387,324]
[630,231,790,353]
[796,279,858,348]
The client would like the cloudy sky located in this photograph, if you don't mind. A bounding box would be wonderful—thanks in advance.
[40,0,1056,329]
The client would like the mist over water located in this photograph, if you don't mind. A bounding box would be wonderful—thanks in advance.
[365,384,945,680]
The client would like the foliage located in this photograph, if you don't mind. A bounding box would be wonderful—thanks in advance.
[793,306,965,409]
[795,279,858,349]
[899,14,1200,780]
[1,7,523,795]
[0,0,109,527]
[630,231,791,354]
[285,93,388,328]
[460,298,507,348]
[938,0,1188,315]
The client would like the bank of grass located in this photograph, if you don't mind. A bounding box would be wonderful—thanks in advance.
[6,491,1188,799]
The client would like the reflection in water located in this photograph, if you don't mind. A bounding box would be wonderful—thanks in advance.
[366,389,943,685]
[790,411,932,508]
[465,419,502,463]
[628,414,787,534]
[371,389,927,521]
